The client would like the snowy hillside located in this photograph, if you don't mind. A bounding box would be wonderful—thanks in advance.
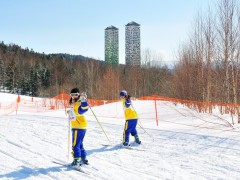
[0,93,240,180]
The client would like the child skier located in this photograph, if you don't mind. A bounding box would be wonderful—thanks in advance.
[120,90,141,146]
[68,87,89,168]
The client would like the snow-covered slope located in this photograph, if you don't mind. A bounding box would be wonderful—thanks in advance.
[0,93,240,180]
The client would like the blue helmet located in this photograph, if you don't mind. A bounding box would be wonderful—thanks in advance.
[119,90,127,97]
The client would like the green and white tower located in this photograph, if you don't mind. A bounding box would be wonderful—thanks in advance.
[105,25,119,64]
[125,21,141,66]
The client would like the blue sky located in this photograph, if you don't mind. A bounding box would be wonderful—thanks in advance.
[0,0,215,65]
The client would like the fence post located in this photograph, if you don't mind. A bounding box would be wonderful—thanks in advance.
[153,94,159,126]
[16,95,20,115]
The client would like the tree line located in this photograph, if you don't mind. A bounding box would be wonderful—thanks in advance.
[0,42,171,99]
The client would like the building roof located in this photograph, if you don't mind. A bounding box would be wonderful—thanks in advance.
[105,25,118,30]
[125,21,140,26]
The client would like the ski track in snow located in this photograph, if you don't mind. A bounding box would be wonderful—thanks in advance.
[0,97,240,179]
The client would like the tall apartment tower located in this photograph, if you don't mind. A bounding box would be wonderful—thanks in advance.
[104,25,119,64]
[125,21,141,66]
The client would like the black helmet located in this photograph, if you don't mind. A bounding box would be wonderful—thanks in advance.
[70,88,79,93]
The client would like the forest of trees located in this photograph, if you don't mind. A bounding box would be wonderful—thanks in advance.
[0,0,240,104]
[173,0,240,104]
[0,42,171,99]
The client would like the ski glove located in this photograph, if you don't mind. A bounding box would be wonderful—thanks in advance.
[80,92,87,102]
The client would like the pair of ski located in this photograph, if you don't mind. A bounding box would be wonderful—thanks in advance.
[102,142,146,151]
[52,160,91,174]
[53,143,145,173]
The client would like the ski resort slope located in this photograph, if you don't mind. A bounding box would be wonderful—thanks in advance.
[0,93,240,180]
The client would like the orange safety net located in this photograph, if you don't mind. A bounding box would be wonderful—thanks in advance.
[51,93,119,109]
[1,93,240,121]
[138,95,240,116]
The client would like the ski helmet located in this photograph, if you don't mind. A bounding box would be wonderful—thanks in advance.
[119,90,127,97]
[70,87,80,93]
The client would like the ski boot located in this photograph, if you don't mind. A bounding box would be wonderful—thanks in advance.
[134,135,141,144]
[70,158,81,169]
[81,157,89,165]
[122,142,130,146]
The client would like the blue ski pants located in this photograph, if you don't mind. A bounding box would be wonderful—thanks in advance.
[123,119,138,143]
[72,129,87,159]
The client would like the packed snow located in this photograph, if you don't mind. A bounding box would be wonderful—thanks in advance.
[0,92,240,180]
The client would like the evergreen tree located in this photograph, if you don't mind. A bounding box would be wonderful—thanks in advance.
[0,58,4,90]
[17,75,29,95]
[5,60,17,93]
[29,66,39,96]
[40,68,51,88]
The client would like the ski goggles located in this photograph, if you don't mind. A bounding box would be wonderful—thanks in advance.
[70,93,80,97]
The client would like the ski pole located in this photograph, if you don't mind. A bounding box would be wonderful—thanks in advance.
[66,103,74,162]
[137,119,154,141]
[68,116,71,161]
[88,103,111,144]
[131,101,155,141]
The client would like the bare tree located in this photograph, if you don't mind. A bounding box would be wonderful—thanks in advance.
[203,6,216,103]
[215,0,238,103]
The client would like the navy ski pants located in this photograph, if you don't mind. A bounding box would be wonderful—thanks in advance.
[72,129,87,159]
[123,119,138,143]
